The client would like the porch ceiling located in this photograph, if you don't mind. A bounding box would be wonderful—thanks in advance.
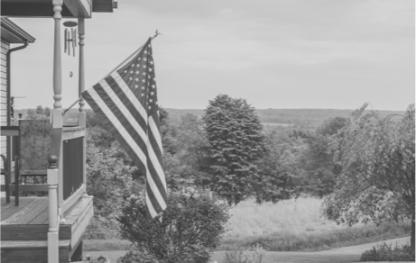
[1,0,115,18]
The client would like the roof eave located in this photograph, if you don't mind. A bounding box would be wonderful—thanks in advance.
[1,17,36,44]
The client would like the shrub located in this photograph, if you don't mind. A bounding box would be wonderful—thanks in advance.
[118,192,229,263]
[118,251,158,263]
[360,243,415,261]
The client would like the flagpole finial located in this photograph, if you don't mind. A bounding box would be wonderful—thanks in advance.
[151,30,161,40]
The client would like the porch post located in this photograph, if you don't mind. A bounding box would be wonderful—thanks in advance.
[51,0,64,211]
[53,0,63,110]
[78,18,87,192]
[47,155,59,263]
[78,17,85,112]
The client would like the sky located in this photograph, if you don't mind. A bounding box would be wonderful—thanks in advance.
[10,0,415,110]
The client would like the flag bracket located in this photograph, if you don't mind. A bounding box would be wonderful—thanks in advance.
[62,98,81,115]
[64,31,160,116]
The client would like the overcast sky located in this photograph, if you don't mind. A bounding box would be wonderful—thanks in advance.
[11,0,415,110]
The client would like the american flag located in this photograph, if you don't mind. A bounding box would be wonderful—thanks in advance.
[82,38,167,218]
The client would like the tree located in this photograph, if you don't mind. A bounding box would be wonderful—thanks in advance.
[163,113,211,191]
[255,129,299,202]
[298,117,347,197]
[202,95,266,205]
[324,105,415,251]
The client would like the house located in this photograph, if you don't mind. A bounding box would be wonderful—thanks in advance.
[1,1,116,262]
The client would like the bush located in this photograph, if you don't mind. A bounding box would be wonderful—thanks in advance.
[360,243,415,261]
[118,251,158,263]
[118,192,229,263]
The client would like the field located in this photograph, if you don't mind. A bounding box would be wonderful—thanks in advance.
[220,197,409,251]
[224,197,340,241]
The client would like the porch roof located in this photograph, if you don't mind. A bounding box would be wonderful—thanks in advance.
[1,0,116,18]
[1,17,36,44]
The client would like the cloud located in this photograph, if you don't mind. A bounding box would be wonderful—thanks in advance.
[9,0,414,110]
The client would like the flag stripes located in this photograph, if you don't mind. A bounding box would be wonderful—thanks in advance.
[84,83,167,215]
[82,40,167,218]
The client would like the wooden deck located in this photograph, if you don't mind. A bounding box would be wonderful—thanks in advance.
[1,195,94,263]
[2,197,49,224]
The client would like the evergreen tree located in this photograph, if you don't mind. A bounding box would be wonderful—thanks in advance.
[202,95,265,204]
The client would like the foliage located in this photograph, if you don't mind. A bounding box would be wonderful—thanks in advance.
[297,117,347,197]
[162,113,210,191]
[118,192,229,263]
[202,95,266,205]
[324,105,415,247]
[118,251,159,263]
[25,105,50,120]
[360,243,414,261]
[85,115,143,238]
[254,130,300,202]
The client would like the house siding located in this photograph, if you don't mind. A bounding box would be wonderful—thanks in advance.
[1,40,9,164]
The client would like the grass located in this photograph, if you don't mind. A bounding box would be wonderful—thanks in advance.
[360,243,415,262]
[84,239,132,251]
[219,197,410,251]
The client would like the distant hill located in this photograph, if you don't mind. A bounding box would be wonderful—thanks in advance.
[165,108,402,129]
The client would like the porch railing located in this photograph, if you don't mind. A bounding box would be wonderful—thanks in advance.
[1,112,87,211]
[62,128,85,200]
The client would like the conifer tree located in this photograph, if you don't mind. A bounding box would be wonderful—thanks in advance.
[203,95,265,204]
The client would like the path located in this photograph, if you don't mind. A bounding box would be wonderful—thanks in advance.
[85,236,411,263]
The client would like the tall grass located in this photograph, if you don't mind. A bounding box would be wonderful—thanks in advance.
[360,243,415,261]
[220,197,410,251]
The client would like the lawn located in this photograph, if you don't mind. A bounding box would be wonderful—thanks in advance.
[85,237,412,263]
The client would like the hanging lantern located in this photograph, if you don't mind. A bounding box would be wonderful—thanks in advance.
[63,20,78,57]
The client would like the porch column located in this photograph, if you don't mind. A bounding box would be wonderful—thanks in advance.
[78,17,85,112]
[77,17,87,193]
[52,0,63,111]
[47,155,59,263]
[52,0,64,211]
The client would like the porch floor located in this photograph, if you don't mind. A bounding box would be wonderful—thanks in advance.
[1,195,93,263]
[1,197,49,224]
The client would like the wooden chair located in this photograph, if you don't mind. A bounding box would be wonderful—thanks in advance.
[0,125,20,205]
[18,119,53,198]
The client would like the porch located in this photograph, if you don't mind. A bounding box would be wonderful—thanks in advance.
[1,0,116,262]
[1,195,93,263]
[1,113,92,262]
